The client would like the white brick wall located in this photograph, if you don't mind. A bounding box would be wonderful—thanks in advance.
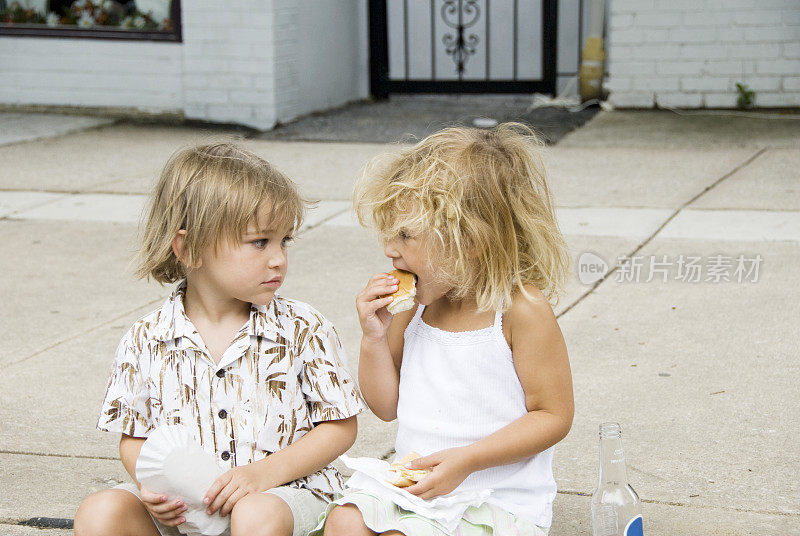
[0,38,183,111]
[0,0,367,129]
[606,0,800,108]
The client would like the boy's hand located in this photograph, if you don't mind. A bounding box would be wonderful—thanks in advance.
[204,463,270,517]
[404,447,477,500]
[139,484,187,527]
[356,273,398,341]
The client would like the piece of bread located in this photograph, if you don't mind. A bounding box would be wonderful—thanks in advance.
[386,473,416,488]
[384,269,417,315]
[386,452,430,488]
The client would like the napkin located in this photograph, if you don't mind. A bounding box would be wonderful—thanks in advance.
[339,455,492,533]
[135,425,229,536]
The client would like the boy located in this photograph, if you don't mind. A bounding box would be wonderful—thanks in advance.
[74,143,364,536]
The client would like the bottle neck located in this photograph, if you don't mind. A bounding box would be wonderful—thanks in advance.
[598,435,629,485]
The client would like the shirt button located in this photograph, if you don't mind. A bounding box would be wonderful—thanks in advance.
[218,409,227,419]
[216,369,225,378]
[221,451,230,461]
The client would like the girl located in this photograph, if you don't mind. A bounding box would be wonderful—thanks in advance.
[317,124,574,536]
[74,143,364,536]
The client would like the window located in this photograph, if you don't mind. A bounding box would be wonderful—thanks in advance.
[0,0,181,41]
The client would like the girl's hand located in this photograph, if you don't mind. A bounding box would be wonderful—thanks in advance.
[356,273,398,342]
[204,463,270,517]
[404,447,477,500]
[139,484,187,527]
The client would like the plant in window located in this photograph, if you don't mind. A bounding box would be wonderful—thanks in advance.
[2,0,173,31]
[77,9,94,26]
[1,2,47,23]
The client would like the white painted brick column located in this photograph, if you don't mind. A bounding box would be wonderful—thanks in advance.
[180,0,279,129]
[606,0,800,108]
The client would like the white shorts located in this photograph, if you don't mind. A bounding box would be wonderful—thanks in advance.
[115,481,327,536]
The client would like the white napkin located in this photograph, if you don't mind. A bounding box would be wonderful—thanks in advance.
[339,455,492,533]
[135,425,229,536]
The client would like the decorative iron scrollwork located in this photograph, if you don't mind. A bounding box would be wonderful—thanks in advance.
[441,0,481,75]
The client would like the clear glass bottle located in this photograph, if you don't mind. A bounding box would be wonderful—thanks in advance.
[591,422,644,536]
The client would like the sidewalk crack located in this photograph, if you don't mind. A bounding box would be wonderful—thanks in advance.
[556,147,768,319]
[0,517,74,529]
[557,489,799,517]
[6,297,165,370]
[303,207,350,232]
[0,449,116,461]
[0,192,71,221]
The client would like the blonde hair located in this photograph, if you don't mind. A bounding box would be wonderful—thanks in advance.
[135,142,307,283]
[355,123,570,312]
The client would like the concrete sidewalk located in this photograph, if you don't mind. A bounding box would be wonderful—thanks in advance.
[1,110,798,535]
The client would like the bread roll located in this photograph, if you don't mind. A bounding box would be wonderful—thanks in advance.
[386,452,430,488]
[384,269,416,315]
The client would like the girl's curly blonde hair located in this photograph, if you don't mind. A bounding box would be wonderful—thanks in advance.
[355,123,570,312]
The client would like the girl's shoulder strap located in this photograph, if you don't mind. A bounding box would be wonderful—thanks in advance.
[493,299,512,353]
[493,308,503,330]
[410,303,425,326]
[493,298,505,329]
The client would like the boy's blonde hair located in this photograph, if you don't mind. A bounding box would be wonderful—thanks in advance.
[136,142,306,283]
[355,123,570,312]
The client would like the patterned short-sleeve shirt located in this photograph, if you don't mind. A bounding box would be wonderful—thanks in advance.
[98,281,365,500]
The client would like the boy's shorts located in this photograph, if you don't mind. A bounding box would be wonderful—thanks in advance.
[115,481,327,536]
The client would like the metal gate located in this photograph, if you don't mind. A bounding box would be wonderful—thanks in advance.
[369,0,558,97]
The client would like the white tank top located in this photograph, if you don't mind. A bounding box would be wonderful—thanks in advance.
[395,304,556,528]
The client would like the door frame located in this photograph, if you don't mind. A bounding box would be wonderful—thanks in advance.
[368,0,558,97]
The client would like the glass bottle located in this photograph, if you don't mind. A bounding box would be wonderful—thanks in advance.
[591,422,644,536]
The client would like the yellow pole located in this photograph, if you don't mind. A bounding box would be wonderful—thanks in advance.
[579,0,606,102]
[579,37,605,102]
